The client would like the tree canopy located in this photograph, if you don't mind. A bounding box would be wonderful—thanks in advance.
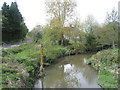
[2,2,28,43]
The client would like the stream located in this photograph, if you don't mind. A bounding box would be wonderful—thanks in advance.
[34,54,102,88]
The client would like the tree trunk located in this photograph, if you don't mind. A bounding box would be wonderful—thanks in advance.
[61,33,64,45]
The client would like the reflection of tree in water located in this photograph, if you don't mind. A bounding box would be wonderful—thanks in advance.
[75,64,98,84]
[63,64,80,87]
[63,55,98,86]
[43,64,68,88]
[64,73,80,87]
[37,54,99,88]
[81,65,98,84]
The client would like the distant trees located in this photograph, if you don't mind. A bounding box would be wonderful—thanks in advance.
[83,15,98,51]
[38,0,118,53]
[105,8,118,49]
[92,8,118,49]
[2,2,28,43]
[29,25,42,43]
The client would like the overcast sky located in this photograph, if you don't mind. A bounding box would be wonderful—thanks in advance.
[0,0,119,31]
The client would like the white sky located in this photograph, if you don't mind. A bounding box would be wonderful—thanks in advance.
[0,0,119,31]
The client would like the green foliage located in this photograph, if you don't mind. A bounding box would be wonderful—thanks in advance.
[87,49,118,88]
[92,8,118,49]
[2,42,69,88]
[2,43,40,88]
[43,44,67,62]
[85,33,97,51]
[26,66,34,74]
[68,41,86,53]
[2,44,30,56]
[2,57,28,88]
[2,67,17,73]
[98,70,118,88]
[93,23,118,45]
[2,2,28,43]
[45,0,77,45]
[41,24,68,62]
[1,1,118,88]
[88,49,118,71]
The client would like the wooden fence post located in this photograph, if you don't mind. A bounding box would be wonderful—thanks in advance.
[40,44,44,73]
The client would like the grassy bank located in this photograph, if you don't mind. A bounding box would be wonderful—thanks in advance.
[2,43,40,88]
[2,43,69,88]
[2,42,113,88]
[87,49,119,88]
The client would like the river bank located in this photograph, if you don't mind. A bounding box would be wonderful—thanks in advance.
[2,43,40,88]
[2,43,72,88]
[2,42,116,88]
[1,42,96,88]
[87,48,119,88]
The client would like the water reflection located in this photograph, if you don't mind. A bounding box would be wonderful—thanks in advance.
[84,58,87,64]
[34,54,101,88]
[64,64,74,73]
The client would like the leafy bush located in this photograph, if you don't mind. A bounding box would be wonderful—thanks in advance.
[44,45,67,63]
[88,49,118,71]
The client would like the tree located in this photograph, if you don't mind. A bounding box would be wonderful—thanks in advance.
[83,15,98,51]
[83,15,98,33]
[105,8,118,49]
[29,25,42,43]
[45,0,77,45]
[2,2,10,40]
[2,2,28,43]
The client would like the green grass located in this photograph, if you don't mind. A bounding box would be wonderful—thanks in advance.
[98,70,118,88]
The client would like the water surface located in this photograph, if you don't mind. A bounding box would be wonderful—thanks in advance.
[34,54,101,88]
